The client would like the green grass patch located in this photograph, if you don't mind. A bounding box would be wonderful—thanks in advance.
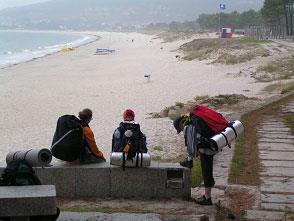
[194,95,209,102]
[283,114,294,135]
[191,158,202,188]
[175,101,185,108]
[62,206,150,214]
[157,154,202,188]
[281,82,294,94]
[263,81,294,93]
[229,134,246,182]
[229,94,294,185]
[255,55,294,82]
[153,146,164,151]
[180,37,271,64]
[152,156,162,161]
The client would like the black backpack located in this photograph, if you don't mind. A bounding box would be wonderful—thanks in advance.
[112,122,147,167]
[0,159,41,186]
[51,115,84,161]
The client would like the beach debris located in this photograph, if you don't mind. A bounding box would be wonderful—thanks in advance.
[94,48,115,55]
[150,94,254,119]
[61,47,74,52]
[144,74,151,83]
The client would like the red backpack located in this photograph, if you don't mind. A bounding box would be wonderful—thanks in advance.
[191,104,229,133]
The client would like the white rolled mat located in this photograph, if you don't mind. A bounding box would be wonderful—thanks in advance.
[210,120,244,150]
[110,152,151,167]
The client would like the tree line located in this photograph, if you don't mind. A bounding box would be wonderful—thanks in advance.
[261,0,294,36]
[197,0,294,36]
[144,0,293,37]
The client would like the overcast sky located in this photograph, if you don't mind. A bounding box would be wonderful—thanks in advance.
[0,0,50,10]
[0,0,264,11]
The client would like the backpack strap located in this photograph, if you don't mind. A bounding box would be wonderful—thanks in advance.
[141,153,143,167]
[51,128,80,150]
[135,152,139,167]
[23,149,32,160]
[220,132,231,148]
[228,122,238,138]
[122,152,126,171]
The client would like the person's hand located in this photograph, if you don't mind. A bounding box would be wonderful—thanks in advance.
[97,150,106,162]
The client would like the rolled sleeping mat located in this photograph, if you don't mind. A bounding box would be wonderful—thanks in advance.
[210,120,244,151]
[231,120,244,136]
[6,148,52,167]
[110,152,151,167]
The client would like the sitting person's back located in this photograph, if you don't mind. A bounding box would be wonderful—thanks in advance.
[51,108,105,164]
[112,109,147,156]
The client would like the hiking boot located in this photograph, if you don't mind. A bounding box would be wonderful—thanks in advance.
[194,195,213,206]
[179,159,193,168]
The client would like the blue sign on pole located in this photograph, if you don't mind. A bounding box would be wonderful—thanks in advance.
[220,4,226,10]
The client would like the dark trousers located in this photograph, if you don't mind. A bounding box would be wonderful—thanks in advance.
[200,153,215,188]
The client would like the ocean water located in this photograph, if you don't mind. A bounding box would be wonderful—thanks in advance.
[0,30,97,68]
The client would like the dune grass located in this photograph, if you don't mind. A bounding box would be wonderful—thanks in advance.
[255,55,294,82]
[180,37,271,64]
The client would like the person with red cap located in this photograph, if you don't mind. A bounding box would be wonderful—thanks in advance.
[112,109,147,154]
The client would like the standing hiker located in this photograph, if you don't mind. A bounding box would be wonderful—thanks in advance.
[173,104,229,205]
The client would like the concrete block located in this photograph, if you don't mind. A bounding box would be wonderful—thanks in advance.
[75,167,110,198]
[0,185,56,217]
[110,163,191,199]
[0,161,191,199]
[35,167,76,198]
[110,166,162,198]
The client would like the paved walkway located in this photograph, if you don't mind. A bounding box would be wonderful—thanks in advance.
[245,100,294,220]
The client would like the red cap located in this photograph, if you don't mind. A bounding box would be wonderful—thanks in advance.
[123,109,135,121]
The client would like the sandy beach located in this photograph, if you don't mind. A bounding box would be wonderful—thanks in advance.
[0,31,281,161]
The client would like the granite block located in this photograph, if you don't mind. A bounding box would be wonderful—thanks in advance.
[110,166,161,198]
[0,185,56,216]
[35,167,76,198]
[75,167,110,198]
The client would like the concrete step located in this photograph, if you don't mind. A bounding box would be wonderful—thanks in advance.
[257,130,292,135]
[262,160,294,168]
[261,177,294,193]
[0,185,56,217]
[259,150,294,161]
[258,138,293,143]
[57,212,162,221]
[259,126,290,132]
[258,134,294,140]
[262,193,294,204]
[260,166,294,177]
[258,143,294,152]
[244,210,285,221]
[261,202,294,212]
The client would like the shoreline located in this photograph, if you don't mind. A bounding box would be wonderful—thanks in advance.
[0,30,101,69]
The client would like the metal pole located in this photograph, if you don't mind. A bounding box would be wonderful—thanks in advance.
[218,12,221,38]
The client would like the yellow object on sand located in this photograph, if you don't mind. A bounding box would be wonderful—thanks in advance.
[61,47,74,52]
